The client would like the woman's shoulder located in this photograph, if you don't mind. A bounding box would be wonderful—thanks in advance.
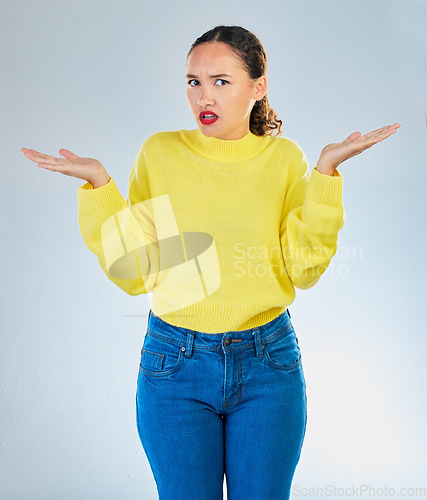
[140,129,182,149]
[269,133,306,158]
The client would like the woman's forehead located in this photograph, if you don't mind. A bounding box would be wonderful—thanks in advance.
[186,43,244,74]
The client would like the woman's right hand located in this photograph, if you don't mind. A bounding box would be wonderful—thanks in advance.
[20,147,111,188]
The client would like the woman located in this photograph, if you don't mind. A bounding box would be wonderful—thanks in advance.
[20,25,400,500]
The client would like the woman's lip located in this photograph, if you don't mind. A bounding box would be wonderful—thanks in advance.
[200,116,219,125]
[199,112,218,118]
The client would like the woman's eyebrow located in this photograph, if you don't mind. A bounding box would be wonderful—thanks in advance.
[186,73,232,79]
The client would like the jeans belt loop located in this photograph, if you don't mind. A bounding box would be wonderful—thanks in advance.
[185,330,195,358]
[253,328,263,358]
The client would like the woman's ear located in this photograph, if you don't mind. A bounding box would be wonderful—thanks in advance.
[253,75,267,101]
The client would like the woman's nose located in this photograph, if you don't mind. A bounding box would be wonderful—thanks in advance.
[198,90,214,107]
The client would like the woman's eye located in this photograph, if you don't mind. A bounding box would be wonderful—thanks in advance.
[187,79,229,87]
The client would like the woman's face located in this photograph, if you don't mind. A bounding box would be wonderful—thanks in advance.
[185,42,267,140]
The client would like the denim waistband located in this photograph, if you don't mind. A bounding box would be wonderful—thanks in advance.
[146,308,293,350]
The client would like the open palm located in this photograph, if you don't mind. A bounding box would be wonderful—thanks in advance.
[20,147,110,188]
[317,123,401,172]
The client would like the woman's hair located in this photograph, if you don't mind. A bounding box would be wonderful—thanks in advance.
[187,25,283,137]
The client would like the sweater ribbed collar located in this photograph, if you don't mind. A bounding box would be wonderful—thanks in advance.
[179,128,272,163]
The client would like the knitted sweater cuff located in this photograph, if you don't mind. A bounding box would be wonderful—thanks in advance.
[78,177,128,217]
[306,167,343,206]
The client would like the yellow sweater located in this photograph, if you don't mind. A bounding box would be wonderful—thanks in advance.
[78,128,345,333]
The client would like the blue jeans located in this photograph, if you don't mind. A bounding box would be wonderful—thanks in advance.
[136,308,307,500]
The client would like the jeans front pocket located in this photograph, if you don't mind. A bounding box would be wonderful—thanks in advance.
[263,324,302,370]
[139,332,185,377]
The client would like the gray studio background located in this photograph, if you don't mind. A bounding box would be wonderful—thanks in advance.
[1,0,426,499]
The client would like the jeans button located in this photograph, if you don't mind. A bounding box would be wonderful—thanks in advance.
[224,338,232,347]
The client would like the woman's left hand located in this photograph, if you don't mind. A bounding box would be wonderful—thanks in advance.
[316,122,401,175]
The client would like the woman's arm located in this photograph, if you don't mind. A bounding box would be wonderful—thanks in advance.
[78,143,160,295]
[280,122,401,289]
[280,150,344,290]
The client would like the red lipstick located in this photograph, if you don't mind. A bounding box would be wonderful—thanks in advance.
[199,111,218,125]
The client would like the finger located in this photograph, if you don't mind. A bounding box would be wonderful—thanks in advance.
[343,131,362,143]
[20,147,43,158]
[364,123,401,140]
[366,125,390,137]
[366,126,400,144]
[36,162,66,173]
[365,124,394,138]
[20,148,50,160]
[350,125,400,152]
[21,149,62,165]
[343,125,398,144]
[59,149,81,160]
